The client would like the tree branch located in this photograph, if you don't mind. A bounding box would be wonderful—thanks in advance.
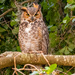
[0,51,75,69]
[0,8,13,18]
[0,0,36,18]
[21,0,35,5]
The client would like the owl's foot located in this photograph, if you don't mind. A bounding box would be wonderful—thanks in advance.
[30,51,50,66]
[21,51,32,54]
[30,51,43,54]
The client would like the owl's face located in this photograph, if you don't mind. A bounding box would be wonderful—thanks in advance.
[21,3,42,22]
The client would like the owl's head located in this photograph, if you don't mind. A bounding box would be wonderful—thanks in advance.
[21,3,42,22]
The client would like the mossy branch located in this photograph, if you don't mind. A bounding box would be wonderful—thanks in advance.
[0,51,75,69]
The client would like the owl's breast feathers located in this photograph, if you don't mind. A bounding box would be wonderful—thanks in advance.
[18,19,49,54]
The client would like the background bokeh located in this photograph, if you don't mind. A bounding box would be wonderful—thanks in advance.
[0,0,75,74]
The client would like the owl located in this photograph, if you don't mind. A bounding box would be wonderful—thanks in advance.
[18,3,49,54]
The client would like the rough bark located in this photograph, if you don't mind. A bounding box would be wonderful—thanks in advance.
[0,51,75,69]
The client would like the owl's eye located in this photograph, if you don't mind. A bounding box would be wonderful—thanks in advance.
[26,13,29,16]
[35,13,38,16]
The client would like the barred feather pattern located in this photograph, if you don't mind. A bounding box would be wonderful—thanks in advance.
[18,18,49,54]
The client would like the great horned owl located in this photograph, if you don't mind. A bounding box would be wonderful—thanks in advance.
[18,3,49,54]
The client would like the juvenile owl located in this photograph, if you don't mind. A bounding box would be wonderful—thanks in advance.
[18,3,49,54]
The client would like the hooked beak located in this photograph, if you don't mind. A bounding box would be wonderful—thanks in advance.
[31,16,34,21]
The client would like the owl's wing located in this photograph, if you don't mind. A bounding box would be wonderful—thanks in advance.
[42,23,49,54]
[18,22,28,53]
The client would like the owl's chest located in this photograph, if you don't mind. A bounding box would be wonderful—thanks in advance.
[19,22,41,39]
[26,24,38,36]
[25,24,32,36]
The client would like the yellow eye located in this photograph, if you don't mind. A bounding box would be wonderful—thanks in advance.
[26,13,29,16]
[35,13,38,16]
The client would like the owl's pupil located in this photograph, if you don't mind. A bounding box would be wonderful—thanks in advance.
[26,13,29,16]
[35,13,38,16]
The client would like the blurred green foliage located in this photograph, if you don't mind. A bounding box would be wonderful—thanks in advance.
[0,0,75,75]
[30,64,57,75]
[41,0,75,55]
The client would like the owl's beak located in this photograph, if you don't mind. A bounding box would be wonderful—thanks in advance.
[31,16,34,21]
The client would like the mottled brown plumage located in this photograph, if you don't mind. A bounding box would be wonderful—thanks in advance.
[18,3,49,54]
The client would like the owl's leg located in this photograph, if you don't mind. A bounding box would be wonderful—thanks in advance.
[28,51,50,71]
[30,51,50,66]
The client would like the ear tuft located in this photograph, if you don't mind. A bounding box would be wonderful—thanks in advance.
[38,4,41,10]
[33,2,41,10]
[33,2,38,5]
[33,2,39,9]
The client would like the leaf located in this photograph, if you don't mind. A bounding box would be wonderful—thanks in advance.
[11,1,16,8]
[0,27,6,32]
[59,46,70,54]
[4,68,11,75]
[16,65,21,69]
[67,71,72,75]
[65,3,75,10]
[0,0,5,3]
[48,0,57,4]
[12,11,16,16]
[68,47,73,52]
[45,66,50,70]
[68,5,75,10]
[10,20,17,26]
[72,18,75,22]
[49,64,57,72]
[46,10,51,21]
[50,26,57,31]
[45,64,57,74]
[17,46,21,52]
[12,27,19,34]
[41,1,49,10]
[49,32,57,47]
[59,47,66,53]
[65,40,75,49]
[62,14,70,24]
[64,48,70,54]
[63,20,67,23]
[67,0,75,4]
[57,67,63,71]
[29,71,39,75]
[46,9,60,25]
[4,24,8,29]
[65,3,71,9]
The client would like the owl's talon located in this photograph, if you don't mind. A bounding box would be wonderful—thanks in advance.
[30,51,43,54]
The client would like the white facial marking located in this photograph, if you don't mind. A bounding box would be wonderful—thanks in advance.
[25,23,31,33]
[25,27,31,33]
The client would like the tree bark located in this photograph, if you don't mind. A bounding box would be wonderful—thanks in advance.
[0,51,75,69]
